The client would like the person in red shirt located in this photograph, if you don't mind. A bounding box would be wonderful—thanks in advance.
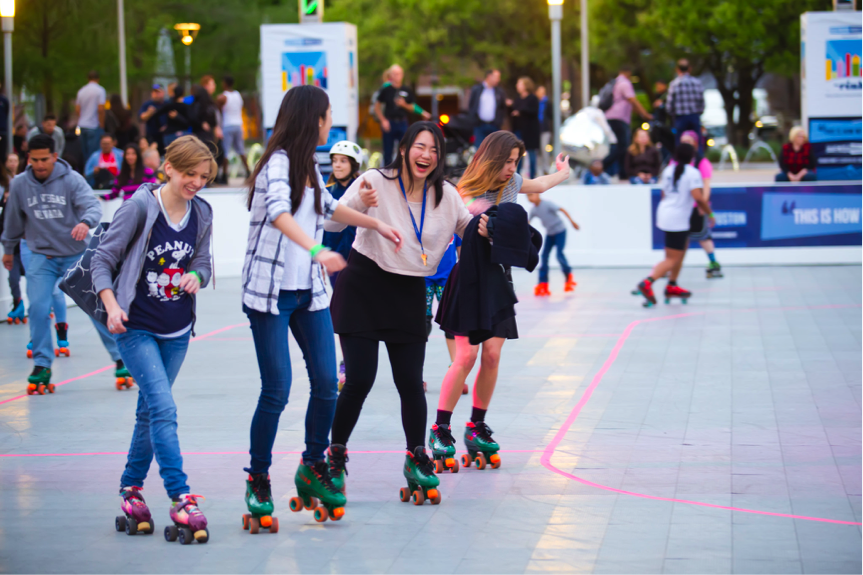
[85,133,123,190]
[776,127,816,182]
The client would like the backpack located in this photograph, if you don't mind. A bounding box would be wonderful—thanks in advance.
[597,78,617,112]
[59,194,148,326]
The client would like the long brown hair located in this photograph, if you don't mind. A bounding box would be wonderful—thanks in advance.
[458,131,525,202]
[627,128,654,156]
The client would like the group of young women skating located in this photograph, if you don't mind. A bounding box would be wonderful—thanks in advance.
[41,85,572,543]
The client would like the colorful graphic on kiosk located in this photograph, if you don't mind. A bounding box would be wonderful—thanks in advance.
[282,51,328,91]
[651,184,862,249]
[825,40,862,80]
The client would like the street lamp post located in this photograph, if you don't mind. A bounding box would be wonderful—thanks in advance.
[118,0,128,106]
[580,0,589,110]
[548,0,563,160]
[1,0,13,151]
[173,23,200,94]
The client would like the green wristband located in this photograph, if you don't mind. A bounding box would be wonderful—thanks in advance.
[413,103,425,115]
[310,244,329,258]
[190,271,203,283]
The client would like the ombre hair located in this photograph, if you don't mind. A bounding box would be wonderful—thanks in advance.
[164,135,217,183]
[458,131,525,203]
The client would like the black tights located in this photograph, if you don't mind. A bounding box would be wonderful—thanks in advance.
[331,335,427,451]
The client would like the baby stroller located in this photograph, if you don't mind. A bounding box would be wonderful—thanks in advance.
[438,113,475,180]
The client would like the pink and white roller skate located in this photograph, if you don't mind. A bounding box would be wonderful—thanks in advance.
[165,493,209,545]
[115,486,154,536]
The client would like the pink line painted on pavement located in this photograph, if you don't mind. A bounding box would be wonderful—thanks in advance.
[540,304,863,526]
[0,449,544,458]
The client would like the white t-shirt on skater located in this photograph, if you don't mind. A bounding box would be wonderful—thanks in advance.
[655,163,703,232]
[222,90,244,127]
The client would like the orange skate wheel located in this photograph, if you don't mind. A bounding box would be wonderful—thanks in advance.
[289,497,303,512]
[54,349,59,357]
[26,350,32,359]
[249,517,260,534]
[490,453,501,467]
[116,379,125,391]
[22,317,27,324]
[36,384,46,396]
[47,384,55,394]
[242,514,250,530]
[431,490,442,505]
[399,487,411,502]
[269,517,279,533]
[313,507,328,522]
[475,452,487,470]
[6,317,10,324]
[461,454,471,468]
[260,516,272,528]
[434,459,443,474]
[412,490,425,506]
[303,497,318,511]
[450,458,459,473]
[27,384,37,395]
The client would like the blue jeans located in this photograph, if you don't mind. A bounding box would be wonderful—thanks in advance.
[474,122,498,149]
[673,113,702,151]
[539,230,571,283]
[629,176,658,185]
[117,329,191,497]
[79,127,104,165]
[518,148,538,179]
[603,120,631,178]
[244,290,338,472]
[26,253,81,367]
[382,120,408,166]
[20,240,66,325]
[775,172,817,182]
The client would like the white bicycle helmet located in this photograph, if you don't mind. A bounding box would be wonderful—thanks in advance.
[329,140,364,165]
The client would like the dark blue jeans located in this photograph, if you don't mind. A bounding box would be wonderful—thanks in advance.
[539,230,571,283]
[474,122,498,149]
[117,329,191,498]
[673,113,702,151]
[79,127,104,165]
[775,172,817,182]
[244,290,338,472]
[603,120,631,178]
[382,120,408,166]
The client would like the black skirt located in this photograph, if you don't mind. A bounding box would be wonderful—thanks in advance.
[331,249,427,343]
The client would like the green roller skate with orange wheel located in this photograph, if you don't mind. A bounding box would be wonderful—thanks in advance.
[26,366,54,396]
[242,473,278,534]
[461,421,502,470]
[399,446,441,505]
[288,460,346,523]
[115,360,135,390]
[428,423,459,473]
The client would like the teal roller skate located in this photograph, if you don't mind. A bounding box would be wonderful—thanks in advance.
[7,299,26,324]
[706,261,723,279]
[242,473,278,534]
[428,423,459,473]
[25,341,33,358]
[26,367,54,395]
[115,360,135,390]
[54,323,70,357]
[461,421,502,470]
[288,460,346,523]
[399,446,441,505]
[327,444,349,494]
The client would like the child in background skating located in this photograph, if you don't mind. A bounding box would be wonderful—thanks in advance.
[527,193,579,296]
[636,143,713,306]
[241,86,402,526]
[323,140,362,388]
[92,136,216,542]
[325,122,482,505]
[431,131,570,473]
[677,130,722,278]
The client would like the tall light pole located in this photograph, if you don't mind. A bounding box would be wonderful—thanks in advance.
[118,0,128,106]
[580,0,589,109]
[173,23,200,94]
[548,0,563,159]
[1,0,13,150]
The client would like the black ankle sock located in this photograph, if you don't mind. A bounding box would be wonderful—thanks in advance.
[116,359,124,369]
[668,280,677,287]
[470,407,487,423]
[436,410,452,426]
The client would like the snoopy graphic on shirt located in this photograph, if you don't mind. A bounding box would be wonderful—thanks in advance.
[143,240,195,302]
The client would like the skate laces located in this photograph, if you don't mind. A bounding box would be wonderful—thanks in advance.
[328,446,349,476]
[433,424,455,447]
[176,494,205,515]
[311,460,340,494]
[473,422,495,442]
[249,474,272,503]
[410,448,436,476]
[121,486,146,504]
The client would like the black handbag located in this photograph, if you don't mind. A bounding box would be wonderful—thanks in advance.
[59,195,147,326]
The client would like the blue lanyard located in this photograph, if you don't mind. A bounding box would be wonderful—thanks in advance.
[398,176,428,265]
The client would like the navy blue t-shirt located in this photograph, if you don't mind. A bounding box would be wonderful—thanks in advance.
[126,209,198,335]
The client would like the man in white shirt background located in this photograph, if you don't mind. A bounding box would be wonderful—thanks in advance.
[75,70,107,166]
[217,74,249,179]
[468,69,511,148]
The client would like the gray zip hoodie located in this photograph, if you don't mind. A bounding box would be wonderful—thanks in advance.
[90,184,213,332]
[1,158,103,257]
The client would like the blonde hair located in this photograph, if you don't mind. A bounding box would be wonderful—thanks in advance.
[458,131,525,202]
[627,128,653,156]
[518,76,535,93]
[164,135,217,183]
[789,126,807,143]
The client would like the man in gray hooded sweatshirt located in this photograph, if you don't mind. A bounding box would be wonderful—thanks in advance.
[1,134,120,388]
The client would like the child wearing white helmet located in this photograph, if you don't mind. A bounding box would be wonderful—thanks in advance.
[324,140,364,388]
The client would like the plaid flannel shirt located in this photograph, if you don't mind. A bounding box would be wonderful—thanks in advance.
[242,151,338,315]
[666,74,705,117]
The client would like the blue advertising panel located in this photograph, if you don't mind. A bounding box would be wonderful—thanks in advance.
[809,117,862,180]
[651,184,862,248]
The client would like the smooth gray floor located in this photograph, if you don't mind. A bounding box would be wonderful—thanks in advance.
[0,265,860,574]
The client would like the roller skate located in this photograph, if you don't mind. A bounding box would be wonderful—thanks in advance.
[165,493,209,545]
[337,361,346,392]
[399,446,441,505]
[534,282,551,297]
[26,367,54,395]
[461,421,501,470]
[706,261,723,279]
[54,323,70,357]
[288,460,346,522]
[115,486,154,536]
[664,284,691,304]
[6,299,26,324]
[25,341,33,358]
[242,473,278,534]
[115,360,135,390]
[564,273,577,293]
[636,278,657,308]
[327,444,349,494]
[428,423,459,473]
